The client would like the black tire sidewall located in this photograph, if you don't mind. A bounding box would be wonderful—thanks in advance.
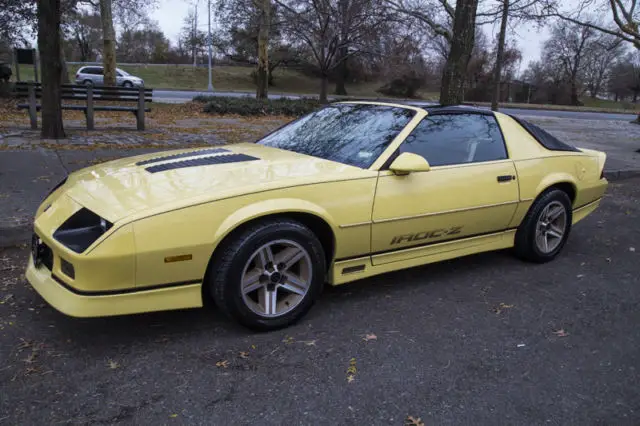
[517,189,573,262]
[212,221,326,330]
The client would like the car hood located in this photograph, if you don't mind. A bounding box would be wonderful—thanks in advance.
[61,143,367,222]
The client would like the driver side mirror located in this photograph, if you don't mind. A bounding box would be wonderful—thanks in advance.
[389,152,431,175]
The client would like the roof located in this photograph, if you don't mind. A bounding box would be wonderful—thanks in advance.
[391,101,490,115]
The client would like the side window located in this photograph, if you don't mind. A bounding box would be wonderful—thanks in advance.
[399,114,508,167]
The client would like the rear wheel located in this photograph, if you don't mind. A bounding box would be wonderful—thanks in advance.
[514,189,572,263]
[209,219,326,331]
[83,79,93,87]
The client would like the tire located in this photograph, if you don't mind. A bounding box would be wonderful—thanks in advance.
[83,80,93,87]
[209,219,326,331]
[514,188,573,263]
[123,81,133,88]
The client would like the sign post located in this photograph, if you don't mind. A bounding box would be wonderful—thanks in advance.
[14,48,37,82]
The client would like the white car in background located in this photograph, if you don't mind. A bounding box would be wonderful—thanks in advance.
[75,66,144,88]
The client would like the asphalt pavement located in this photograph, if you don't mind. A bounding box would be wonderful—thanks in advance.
[0,178,639,424]
[154,89,638,121]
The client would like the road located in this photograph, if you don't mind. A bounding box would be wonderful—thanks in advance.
[154,89,638,121]
[1,178,639,424]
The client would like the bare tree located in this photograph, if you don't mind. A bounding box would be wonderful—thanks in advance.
[277,0,388,102]
[545,0,640,49]
[583,34,625,97]
[543,20,596,105]
[99,0,116,85]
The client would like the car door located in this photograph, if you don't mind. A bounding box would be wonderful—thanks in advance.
[371,112,520,265]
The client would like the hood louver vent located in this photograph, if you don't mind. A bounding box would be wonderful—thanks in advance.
[136,148,230,166]
[145,153,259,173]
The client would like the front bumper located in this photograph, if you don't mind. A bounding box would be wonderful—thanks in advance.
[25,256,203,318]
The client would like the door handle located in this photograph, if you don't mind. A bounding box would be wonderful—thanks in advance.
[497,175,516,182]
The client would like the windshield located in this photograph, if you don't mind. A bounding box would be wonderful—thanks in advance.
[257,104,415,169]
[117,69,130,76]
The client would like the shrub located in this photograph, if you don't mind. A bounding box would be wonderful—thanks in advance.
[376,74,423,98]
[196,96,321,116]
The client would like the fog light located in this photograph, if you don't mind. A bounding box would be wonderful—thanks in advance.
[60,258,75,279]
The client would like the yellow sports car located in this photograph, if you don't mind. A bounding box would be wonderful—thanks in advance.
[26,101,608,330]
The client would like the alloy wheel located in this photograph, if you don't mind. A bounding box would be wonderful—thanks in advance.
[240,240,313,318]
[535,200,567,254]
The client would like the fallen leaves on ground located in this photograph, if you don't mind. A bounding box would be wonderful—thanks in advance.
[553,329,569,337]
[215,360,229,368]
[238,351,249,359]
[107,359,120,370]
[405,415,425,426]
[363,333,377,342]
[492,303,514,314]
[346,358,357,383]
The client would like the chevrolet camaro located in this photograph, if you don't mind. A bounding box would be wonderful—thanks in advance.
[26,101,608,330]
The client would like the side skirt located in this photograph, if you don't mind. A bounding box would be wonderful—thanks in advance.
[329,229,516,286]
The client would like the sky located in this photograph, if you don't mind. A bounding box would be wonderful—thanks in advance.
[150,0,556,72]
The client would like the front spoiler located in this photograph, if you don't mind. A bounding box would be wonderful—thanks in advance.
[25,257,203,318]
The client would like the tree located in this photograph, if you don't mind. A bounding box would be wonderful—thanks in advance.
[277,0,389,102]
[0,1,36,45]
[64,10,102,61]
[440,0,479,105]
[256,0,271,98]
[583,34,625,97]
[547,1,640,49]
[99,0,116,85]
[543,21,596,105]
[179,9,207,65]
[38,0,65,139]
[491,0,509,110]
[118,24,171,63]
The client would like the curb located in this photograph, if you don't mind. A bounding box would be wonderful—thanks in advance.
[604,169,640,181]
[2,168,639,249]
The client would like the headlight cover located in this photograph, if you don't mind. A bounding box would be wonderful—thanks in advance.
[53,208,113,253]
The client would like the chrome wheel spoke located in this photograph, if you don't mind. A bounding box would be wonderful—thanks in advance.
[280,274,308,296]
[547,206,564,222]
[547,228,563,239]
[257,246,275,269]
[274,247,304,270]
[259,287,278,315]
[242,269,264,295]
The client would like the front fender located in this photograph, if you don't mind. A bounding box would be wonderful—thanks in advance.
[212,197,338,244]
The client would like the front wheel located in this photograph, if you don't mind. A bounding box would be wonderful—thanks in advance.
[514,189,573,263]
[123,81,133,88]
[209,219,326,331]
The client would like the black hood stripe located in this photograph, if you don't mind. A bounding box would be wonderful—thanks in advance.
[136,148,230,166]
[145,153,259,173]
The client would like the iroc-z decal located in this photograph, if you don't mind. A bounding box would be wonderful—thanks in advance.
[390,226,463,245]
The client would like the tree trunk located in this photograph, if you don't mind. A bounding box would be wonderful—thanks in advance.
[334,47,348,95]
[60,37,70,84]
[439,0,479,105]
[99,0,116,86]
[256,0,270,99]
[320,73,329,103]
[490,0,509,111]
[37,0,65,139]
[570,82,579,106]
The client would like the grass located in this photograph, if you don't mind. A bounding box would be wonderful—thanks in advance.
[10,63,639,113]
[13,63,397,97]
